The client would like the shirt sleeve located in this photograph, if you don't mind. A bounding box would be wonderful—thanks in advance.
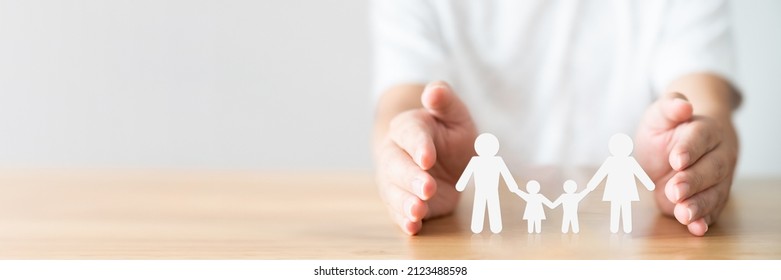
[652,0,738,95]
[370,0,451,99]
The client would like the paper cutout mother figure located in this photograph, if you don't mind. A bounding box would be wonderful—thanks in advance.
[587,133,655,233]
[456,133,520,233]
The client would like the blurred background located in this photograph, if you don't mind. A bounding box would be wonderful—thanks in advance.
[0,0,778,176]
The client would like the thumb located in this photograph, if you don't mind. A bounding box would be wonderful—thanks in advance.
[421,81,472,124]
[643,92,694,131]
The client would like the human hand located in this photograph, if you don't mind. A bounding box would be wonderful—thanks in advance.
[374,81,477,235]
[634,91,738,236]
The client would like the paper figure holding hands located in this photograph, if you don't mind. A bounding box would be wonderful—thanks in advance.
[456,133,521,234]
[587,133,655,233]
[550,180,590,233]
[512,180,555,233]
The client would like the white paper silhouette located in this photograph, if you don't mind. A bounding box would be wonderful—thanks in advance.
[587,133,655,233]
[512,180,555,233]
[456,133,521,233]
[550,180,590,233]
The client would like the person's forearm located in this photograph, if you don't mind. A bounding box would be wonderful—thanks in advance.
[665,73,741,120]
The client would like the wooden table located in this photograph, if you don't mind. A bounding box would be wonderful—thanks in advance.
[0,168,779,259]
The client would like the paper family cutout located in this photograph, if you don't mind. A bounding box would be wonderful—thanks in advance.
[456,132,655,234]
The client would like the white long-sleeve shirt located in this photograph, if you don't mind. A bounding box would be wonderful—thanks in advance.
[371,0,735,167]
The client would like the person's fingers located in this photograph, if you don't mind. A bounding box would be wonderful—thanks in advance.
[376,142,431,235]
[672,179,729,228]
[377,179,429,224]
[687,217,710,237]
[388,111,437,170]
[668,117,723,170]
[386,204,423,236]
[642,92,694,131]
[378,143,438,200]
[421,81,472,125]
[422,177,461,219]
[664,147,731,203]
[653,174,676,216]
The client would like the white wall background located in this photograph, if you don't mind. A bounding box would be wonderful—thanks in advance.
[0,0,778,175]
[731,0,781,176]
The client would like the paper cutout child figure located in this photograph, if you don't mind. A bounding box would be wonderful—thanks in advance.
[512,180,555,233]
[456,133,521,234]
[587,133,655,233]
[550,180,590,233]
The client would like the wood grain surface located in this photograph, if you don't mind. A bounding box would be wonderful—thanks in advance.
[0,168,778,259]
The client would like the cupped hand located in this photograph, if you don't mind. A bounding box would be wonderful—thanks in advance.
[374,81,477,235]
[634,92,738,236]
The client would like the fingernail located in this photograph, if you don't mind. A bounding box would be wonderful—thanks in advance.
[431,81,448,88]
[674,205,688,224]
[675,182,689,202]
[414,149,424,167]
[687,205,697,223]
[704,222,709,233]
[672,96,690,106]
[665,181,678,202]
[425,82,446,92]
[412,177,425,198]
[404,198,415,220]
[677,152,690,170]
